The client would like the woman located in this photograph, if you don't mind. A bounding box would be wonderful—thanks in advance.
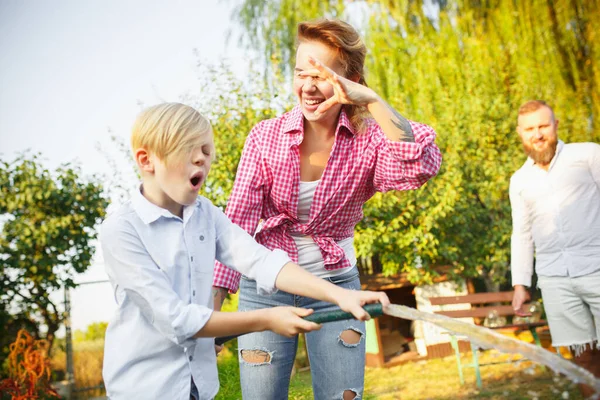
[213,19,441,399]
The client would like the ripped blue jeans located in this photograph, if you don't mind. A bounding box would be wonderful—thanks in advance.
[238,267,365,399]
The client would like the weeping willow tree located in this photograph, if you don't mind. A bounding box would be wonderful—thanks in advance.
[226,0,600,289]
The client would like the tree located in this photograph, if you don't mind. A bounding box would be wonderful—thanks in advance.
[73,321,108,343]
[0,154,108,367]
[0,329,59,399]
[227,0,600,289]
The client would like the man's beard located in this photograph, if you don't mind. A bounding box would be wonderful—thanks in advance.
[523,136,558,166]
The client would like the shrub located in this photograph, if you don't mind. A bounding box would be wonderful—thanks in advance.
[0,329,59,399]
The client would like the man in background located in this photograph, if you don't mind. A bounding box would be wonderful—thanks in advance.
[510,100,600,397]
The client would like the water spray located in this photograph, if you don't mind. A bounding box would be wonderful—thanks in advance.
[216,303,600,397]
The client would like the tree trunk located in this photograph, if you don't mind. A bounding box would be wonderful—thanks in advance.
[482,272,500,293]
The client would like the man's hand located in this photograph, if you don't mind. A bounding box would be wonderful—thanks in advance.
[512,285,532,317]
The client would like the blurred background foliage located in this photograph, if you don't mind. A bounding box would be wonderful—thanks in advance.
[0,154,108,372]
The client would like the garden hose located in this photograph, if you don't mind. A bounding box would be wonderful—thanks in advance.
[214,303,383,346]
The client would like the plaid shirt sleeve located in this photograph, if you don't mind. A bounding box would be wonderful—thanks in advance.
[372,121,442,192]
[213,133,266,292]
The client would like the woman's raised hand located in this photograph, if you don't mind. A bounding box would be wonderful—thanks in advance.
[298,56,378,116]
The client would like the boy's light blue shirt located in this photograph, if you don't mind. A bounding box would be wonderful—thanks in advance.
[100,187,290,400]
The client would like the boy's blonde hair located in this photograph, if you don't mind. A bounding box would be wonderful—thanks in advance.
[131,103,214,164]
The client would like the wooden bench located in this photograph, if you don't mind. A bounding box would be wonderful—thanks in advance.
[428,290,548,389]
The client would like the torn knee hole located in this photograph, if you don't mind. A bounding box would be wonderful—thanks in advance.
[340,329,362,345]
[343,389,358,400]
[240,349,271,364]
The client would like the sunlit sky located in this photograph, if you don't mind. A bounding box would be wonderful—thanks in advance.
[0,0,248,332]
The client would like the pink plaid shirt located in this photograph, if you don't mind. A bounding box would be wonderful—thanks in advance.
[213,105,441,292]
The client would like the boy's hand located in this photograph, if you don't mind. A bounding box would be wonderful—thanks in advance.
[332,288,390,321]
[264,307,321,337]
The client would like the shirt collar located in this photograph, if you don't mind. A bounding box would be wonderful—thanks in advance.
[337,107,356,136]
[283,105,356,136]
[131,184,198,225]
[525,139,564,169]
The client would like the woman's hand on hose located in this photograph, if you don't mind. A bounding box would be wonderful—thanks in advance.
[330,287,390,321]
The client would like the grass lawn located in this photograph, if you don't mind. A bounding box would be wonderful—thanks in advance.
[216,345,584,400]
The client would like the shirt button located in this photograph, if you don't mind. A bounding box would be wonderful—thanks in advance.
[193,290,196,296]
[190,256,194,262]
[189,355,193,361]
[199,235,204,241]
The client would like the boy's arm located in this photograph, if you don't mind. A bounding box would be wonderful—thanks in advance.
[213,205,389,318]
[195,305,319,339]
[199,262,389,339]
[213,201,289,295]
[213,133,266,294]
[274,262,390,319]
[101,219,213,347]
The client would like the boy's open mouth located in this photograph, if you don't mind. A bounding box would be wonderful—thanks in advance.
[189,171,203,189]
[190,176,201,186]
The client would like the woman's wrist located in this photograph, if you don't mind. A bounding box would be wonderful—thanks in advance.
[362,88,380,107]
[327,284,350,306]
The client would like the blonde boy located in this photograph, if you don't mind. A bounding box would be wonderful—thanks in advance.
[100,103,388,400]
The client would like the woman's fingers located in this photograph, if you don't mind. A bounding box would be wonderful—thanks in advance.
[369,291,390,308]
[292,307,315,318]
[350,305,370,321]
[307,56,335,76]
[297,68,322,78]
[314,97,339,116]
[302,55,361,107]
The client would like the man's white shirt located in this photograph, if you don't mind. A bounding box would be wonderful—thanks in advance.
[510,140,600,287]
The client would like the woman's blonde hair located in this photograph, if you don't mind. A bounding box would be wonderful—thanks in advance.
[131,103,214,165]
[297,19,369,133]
